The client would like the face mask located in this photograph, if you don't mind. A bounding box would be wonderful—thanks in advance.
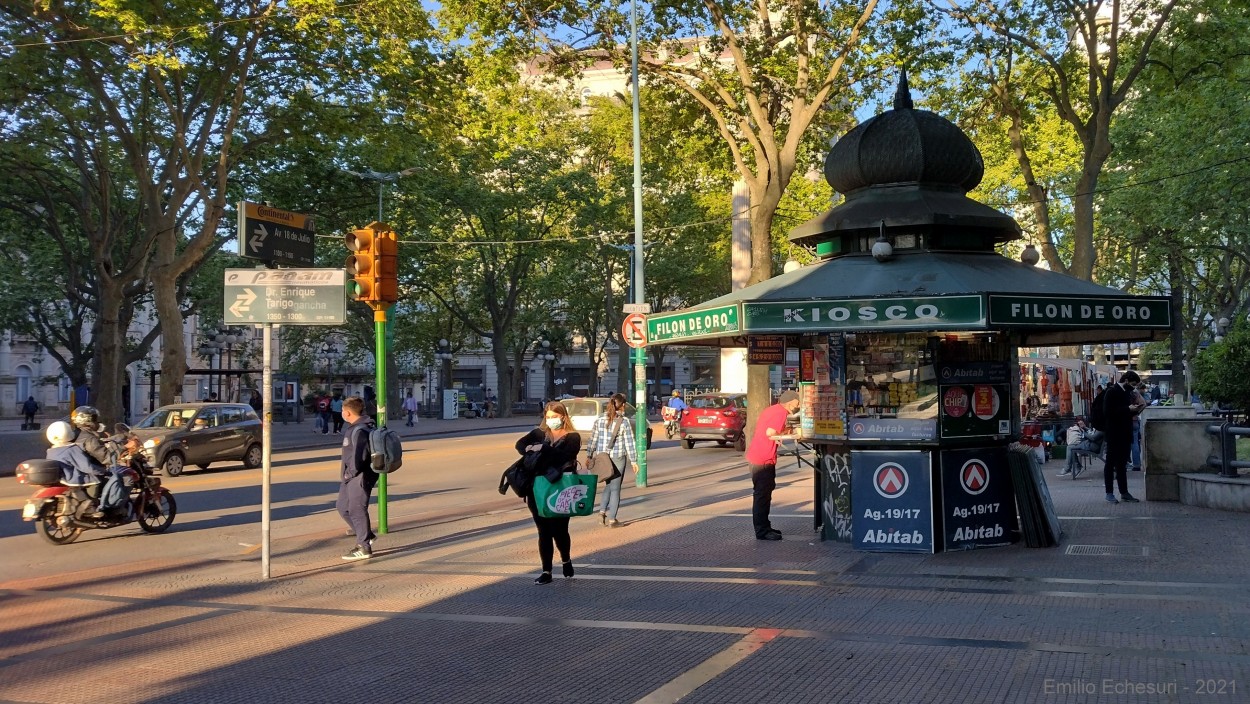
[545,418,564,430]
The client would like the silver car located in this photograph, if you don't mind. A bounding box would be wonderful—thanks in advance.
[131,403,264,476]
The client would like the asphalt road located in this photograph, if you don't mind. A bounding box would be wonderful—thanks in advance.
[1,427,743,578]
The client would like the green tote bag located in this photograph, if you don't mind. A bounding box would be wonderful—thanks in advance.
[533,472,598,518]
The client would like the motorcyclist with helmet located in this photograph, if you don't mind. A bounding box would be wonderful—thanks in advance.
[45,420,111,517]
[69,406,128,516]
[70,406,113,467]
[663,390,688,438]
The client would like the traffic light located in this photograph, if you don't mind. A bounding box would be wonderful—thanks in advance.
[344,222,399,306]
[345,226,379,303]
[375,227,398,304]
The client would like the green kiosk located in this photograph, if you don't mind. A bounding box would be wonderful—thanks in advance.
[646,76,1172,552]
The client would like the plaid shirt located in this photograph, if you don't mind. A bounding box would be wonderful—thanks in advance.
[586,414,638,464]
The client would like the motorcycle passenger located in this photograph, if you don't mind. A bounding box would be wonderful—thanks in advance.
[70,405,112,467]
[45,421,111,517]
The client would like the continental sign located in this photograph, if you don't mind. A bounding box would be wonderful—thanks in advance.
[988,295,1171,328]
[647,305,740,343]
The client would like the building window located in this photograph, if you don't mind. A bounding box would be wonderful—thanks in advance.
[15,365,32,404]
[59,376,72,403]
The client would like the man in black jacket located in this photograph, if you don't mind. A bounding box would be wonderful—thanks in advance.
[337,397,377,560]
[1102,371,1143,504]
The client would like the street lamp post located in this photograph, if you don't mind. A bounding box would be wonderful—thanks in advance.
[215,327,245,401]
[197,338,218,400]
[436,339,454,417]
[535,339,557,403]
[319,341,340,390]
[1215,317,1231,343]
[342,167,420,223]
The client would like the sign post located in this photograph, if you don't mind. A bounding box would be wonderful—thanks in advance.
[225,268,343,579]
[622,312,649,486]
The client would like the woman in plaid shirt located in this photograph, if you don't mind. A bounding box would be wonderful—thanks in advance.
[587,393,639,527]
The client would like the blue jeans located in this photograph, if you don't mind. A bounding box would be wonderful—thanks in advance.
[599,456,626,519]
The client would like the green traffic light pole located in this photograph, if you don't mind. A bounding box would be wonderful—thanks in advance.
[629,0,648,487]
[375,305,390,533]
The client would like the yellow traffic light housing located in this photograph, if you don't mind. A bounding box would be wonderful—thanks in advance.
[344,222,399,307]
[345,226,379,302]
[376,231,398,304]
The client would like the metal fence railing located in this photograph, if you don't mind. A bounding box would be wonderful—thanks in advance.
[1205,420,1250,478]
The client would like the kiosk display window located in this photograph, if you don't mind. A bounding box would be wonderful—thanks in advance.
[844,332,938,420]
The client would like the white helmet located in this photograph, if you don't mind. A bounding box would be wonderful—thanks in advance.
[46,420,77,447]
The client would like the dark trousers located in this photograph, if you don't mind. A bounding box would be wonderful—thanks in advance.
[332,411,343,433]
[320,410,332,434]
[1104,439,1130,495]
[336,473,376,546]
[525,496,571,573]
[749,462,777,537]
[24,412,35,424]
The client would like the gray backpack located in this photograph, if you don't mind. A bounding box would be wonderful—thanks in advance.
[369,426,403,473]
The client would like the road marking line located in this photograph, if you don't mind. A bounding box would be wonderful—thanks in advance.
[634,628,782,704]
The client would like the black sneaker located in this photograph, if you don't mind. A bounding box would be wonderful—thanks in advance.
[534,572,553,585]
[756,532,782,541]
[1120,494,1140,503]
[342,545,372,561]
[1105,493,1119,504]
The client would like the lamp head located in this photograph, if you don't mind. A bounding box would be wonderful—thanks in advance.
[1021,243,1040,266]
[871,220,892,262]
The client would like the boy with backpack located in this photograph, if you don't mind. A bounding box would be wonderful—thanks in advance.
[338,397,378,560]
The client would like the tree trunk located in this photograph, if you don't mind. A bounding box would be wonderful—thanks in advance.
[151,234,186,406]
[494,344,514,418]
[1070,169,1099,281]
[744,184,782,444]
[91,278,126,425]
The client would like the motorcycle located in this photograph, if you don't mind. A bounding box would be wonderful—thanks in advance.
[16,425,177,545]
[662,406,682,439]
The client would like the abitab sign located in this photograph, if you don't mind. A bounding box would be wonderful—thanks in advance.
[851,450,934,553]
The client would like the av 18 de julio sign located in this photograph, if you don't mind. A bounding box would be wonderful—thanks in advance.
[224,269,346,325]
[237,201,316,267]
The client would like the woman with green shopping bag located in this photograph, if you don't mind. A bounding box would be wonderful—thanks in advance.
[514,401,582,585]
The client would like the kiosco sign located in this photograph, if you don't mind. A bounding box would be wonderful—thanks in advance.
[745,296,984,332]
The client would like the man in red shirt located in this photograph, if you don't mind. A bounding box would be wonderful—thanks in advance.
[744,389,801,540]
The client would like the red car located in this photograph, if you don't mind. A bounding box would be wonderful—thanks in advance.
[678,393,748,451]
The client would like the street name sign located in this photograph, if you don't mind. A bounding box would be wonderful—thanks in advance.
[622,303,651,314]
[224,269,345,325]
[237,201,316,267]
